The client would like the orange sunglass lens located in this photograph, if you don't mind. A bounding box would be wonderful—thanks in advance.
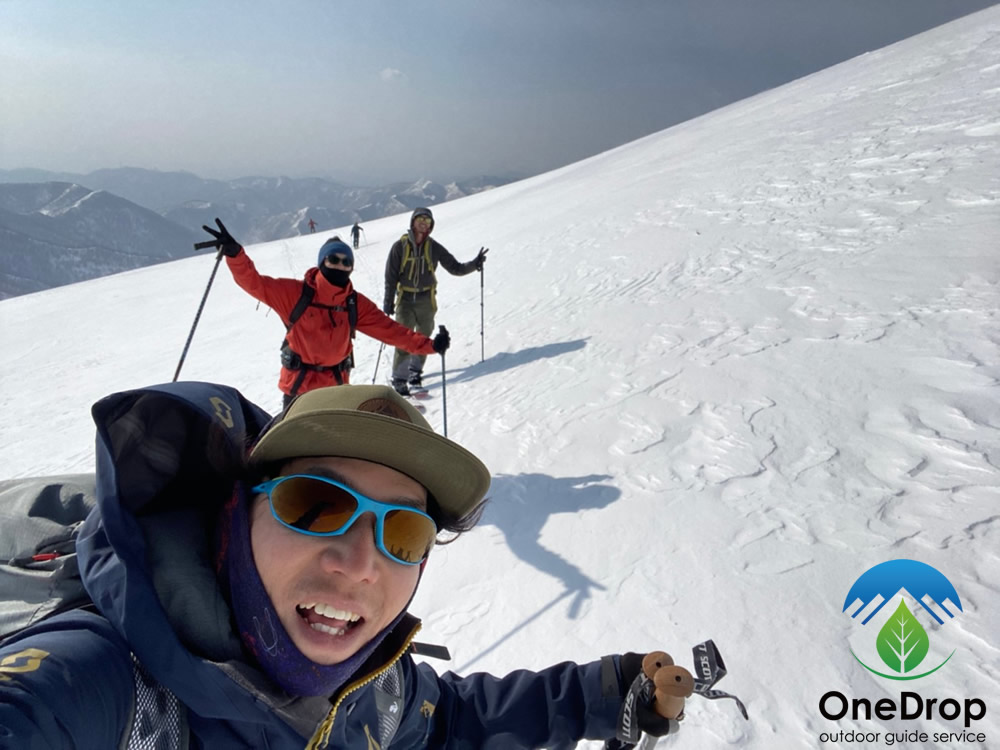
[383,510,437,563]
[271,477,357,532]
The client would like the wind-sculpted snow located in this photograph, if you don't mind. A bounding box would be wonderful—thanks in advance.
[1,7,998,748]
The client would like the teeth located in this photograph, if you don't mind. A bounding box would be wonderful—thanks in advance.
[310,622,346,636]
[299,602,361,622]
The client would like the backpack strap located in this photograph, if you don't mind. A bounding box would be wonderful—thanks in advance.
[370,642,448,747]
[399,234,414,285]
[398,236,436,293]
[123,654,188,750]
[286,283,315,330]
[285,285,356,338]
[374,661,405,748]
[345,291,357,339]
[280,288,358,396]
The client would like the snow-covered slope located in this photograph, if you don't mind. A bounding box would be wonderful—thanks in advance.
[1,7,998,747]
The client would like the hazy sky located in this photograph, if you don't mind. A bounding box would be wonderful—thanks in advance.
[2,0,997,185]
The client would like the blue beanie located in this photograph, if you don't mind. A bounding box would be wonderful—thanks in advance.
[317,237,353,267]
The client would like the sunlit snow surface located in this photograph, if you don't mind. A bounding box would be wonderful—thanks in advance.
[2,8,998,748]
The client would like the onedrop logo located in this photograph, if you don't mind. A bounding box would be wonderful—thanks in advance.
[842,559,962,680]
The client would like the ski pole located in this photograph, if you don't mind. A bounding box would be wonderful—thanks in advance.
[439,325,448,437]
[479,264,485,362]
[173,248,224,381]
[372,342,386,384]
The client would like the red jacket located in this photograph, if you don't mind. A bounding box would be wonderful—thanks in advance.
[227,252,436,394]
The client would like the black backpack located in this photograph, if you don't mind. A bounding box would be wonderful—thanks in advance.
[279,285,359,393]
[286,283,357,337]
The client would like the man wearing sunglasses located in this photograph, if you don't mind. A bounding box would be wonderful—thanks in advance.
[204,218,450,408]
[1,382,687,748]
[383,207,489,395]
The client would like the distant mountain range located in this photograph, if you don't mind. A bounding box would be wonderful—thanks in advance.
[0,167,515,299]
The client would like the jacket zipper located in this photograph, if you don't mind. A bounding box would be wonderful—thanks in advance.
[305,622,422,750]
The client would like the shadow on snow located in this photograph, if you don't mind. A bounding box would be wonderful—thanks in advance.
[421,338,589,387]
[455,471,620,672]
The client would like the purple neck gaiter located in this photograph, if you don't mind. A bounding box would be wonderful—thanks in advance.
[216,484,404,697]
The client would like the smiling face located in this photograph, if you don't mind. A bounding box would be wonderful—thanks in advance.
[249,456,425,665]
[412,215,432,242]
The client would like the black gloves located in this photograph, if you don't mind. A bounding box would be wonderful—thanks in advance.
[201,218,242,258]
[432,327,450,354]
[474,247,489,271]
[383,301,395,316]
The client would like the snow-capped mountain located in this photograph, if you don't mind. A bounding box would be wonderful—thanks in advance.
[0,182,201,299]
[0,169,514,298]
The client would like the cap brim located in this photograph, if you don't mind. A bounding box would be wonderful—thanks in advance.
[250,408,490,520]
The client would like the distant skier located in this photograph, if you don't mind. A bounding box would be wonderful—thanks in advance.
[308,218,317,233]
[383,207,488,395]
[351,221,363,249]
[202,218,450,409]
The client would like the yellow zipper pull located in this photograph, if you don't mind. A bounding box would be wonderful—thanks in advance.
[305,708,336,750]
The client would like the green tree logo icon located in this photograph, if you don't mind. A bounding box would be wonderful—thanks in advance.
[843,560,961,680]
[875,601,929,673]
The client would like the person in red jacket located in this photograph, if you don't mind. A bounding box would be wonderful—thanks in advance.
[203,219,449,409]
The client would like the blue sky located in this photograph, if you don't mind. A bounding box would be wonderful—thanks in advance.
[2,0,997,184]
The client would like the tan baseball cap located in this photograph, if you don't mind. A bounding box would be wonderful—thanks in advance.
[249,385,491,519]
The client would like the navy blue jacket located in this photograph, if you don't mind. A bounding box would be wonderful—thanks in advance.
[0,382,623,748]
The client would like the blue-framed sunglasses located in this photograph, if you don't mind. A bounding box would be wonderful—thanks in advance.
[252,474,437,566]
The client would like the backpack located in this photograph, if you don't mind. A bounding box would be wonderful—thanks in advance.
[0,474,192,748]
[0,474,95,640]
[280,284,358,393]
[397,235,436,293]
[286,283,358,337]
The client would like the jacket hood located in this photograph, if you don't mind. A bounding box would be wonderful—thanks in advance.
[410,207,434,233]
[77,383,284,719]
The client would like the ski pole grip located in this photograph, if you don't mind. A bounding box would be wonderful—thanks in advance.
[194,240,219,250]
[643,651,693,719]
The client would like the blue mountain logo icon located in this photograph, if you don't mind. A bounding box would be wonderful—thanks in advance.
[842,560,962,680]
[844,559,962,625]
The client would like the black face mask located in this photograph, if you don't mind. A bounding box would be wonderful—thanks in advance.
[320,265,351,288]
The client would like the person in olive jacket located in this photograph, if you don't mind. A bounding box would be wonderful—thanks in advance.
[383,207,487,395]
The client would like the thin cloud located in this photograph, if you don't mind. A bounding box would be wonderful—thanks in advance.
[379,67,405,83]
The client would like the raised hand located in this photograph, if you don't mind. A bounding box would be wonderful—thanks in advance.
[200,218,242,258]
